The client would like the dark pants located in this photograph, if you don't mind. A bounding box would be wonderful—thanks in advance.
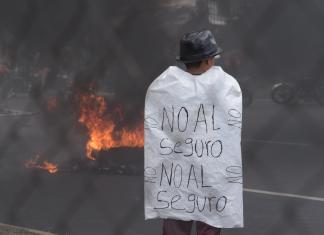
[162,219,221,235]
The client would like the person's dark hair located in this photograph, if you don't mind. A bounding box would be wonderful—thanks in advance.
[184,60,202,69]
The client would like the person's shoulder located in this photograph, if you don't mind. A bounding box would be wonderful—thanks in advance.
[146,66,180,91]
[213,66,235,81]
[214,66,240,90]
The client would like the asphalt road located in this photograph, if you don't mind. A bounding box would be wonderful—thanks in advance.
[0,93,324,235]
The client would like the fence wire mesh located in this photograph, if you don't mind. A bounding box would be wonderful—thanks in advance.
[0,0,324,234]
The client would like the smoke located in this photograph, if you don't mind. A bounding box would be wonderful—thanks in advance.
[1,0,324,113]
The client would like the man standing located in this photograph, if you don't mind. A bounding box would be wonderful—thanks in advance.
[144,30,243,235]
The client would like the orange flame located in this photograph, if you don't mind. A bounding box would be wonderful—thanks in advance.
[78,93,144,160]
[25,155,58,174]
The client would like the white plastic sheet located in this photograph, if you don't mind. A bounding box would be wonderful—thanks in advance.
[144,66,243,228]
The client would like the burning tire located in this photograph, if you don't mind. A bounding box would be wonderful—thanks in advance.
[271,82,295,104]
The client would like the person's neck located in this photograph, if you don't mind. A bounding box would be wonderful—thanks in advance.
[187,65,212,75]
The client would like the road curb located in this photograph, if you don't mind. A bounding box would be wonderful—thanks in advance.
[0,223,56,235]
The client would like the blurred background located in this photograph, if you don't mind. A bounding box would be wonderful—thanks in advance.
[0,0,324,234]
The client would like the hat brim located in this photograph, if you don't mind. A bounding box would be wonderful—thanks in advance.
[176,48,223,63]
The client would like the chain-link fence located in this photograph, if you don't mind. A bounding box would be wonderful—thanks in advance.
[0,0,324,234]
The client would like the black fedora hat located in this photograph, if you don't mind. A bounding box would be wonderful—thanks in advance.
[176,30,223,63]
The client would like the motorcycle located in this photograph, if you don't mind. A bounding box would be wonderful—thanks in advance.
[271,77,324,105]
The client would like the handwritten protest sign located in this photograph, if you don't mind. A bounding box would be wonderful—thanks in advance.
[144,66,243,228]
